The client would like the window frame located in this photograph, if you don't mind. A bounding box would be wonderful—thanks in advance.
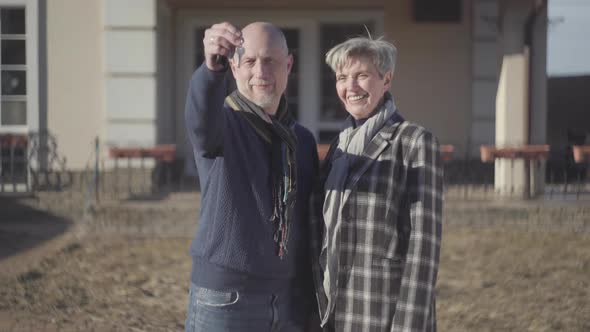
[0,0,38,134]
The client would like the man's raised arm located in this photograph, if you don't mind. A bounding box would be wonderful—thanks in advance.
[184,22,242,158]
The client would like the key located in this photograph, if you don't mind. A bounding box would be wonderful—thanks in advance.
[236,45,245,68]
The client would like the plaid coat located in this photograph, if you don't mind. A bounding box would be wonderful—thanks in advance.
[310,118,443,332]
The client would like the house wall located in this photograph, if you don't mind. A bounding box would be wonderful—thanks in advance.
[46,0,104,169]
[103,0,157,155]
[384,0,472,154]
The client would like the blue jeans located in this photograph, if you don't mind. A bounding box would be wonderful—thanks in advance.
[185,283,308,332]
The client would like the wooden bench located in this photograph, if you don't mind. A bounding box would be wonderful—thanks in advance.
[440,145,455,162]
[108,144,176,162]
[0,134,28,148]
[108,145,177,195]
[480,145,551,163]
[572,145,590,164]
[479,145,551,198]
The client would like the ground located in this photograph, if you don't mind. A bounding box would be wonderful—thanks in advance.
[0,193,589,332]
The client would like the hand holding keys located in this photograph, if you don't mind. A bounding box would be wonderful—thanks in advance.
[203,22,243,71]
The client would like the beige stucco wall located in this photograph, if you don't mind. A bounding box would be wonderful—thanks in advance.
[46,0,103,170]
[385,0,472,154]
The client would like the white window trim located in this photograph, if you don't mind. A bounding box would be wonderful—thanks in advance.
[0,0,38,134]
[176,10,383,139]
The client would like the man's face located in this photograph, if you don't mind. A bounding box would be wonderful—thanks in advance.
[230,33,293,114]
[335,56,392,120]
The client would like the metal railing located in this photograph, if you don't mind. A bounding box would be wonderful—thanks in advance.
[445,145,590,200]
[1,131,72,195]
[27,130,73,191]
[0,134,28,193]
[545,145,590,199]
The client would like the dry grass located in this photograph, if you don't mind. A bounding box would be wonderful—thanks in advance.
[1,237,192,332]
[1,197,589,331]
[437,226,590,332]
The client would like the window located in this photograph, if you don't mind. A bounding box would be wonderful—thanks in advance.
[413,0,462,23]
[0,7,27,126]
[0,1,39,192]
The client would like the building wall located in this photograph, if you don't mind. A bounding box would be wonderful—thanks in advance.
[103,0,157,154]
[157,0,175,145]
[471,0,501,156]
[384,0,472,154]
[530,5,548,146]
[46,0,103,169]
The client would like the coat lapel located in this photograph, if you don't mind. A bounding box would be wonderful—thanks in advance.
[344,117,404,192]
[345,133,389,191]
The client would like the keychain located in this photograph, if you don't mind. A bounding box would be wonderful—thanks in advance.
[235,40,245,68]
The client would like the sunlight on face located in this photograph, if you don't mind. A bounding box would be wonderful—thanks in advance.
[335,56,392,120]
[230,27,292,114]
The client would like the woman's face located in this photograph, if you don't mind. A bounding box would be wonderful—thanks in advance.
[335,56,392,120]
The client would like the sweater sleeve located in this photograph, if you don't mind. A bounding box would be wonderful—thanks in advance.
[184,63,232,159]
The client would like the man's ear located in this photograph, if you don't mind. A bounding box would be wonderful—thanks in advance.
[286,54,294,74]
[229,57,238,78]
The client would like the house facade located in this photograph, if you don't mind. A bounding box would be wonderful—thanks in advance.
[1,0,554,197]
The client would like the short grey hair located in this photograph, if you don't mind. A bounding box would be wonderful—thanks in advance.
[325,36,397,77]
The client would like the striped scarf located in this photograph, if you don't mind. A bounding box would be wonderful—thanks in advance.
[225,90,298,259]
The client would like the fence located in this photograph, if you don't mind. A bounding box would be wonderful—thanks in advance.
[545,145,590,199]
[445,144,590,200]
[105,144,181,200]
[0,134,28,193]
[0,132,72,195]
[1,132,589,201]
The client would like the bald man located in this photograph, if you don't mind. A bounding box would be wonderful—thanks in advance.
[184,22,319,332]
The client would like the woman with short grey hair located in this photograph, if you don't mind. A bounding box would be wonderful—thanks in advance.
[310,36,443,331]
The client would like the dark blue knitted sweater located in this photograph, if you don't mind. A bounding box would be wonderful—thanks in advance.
[185,64,318,292]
